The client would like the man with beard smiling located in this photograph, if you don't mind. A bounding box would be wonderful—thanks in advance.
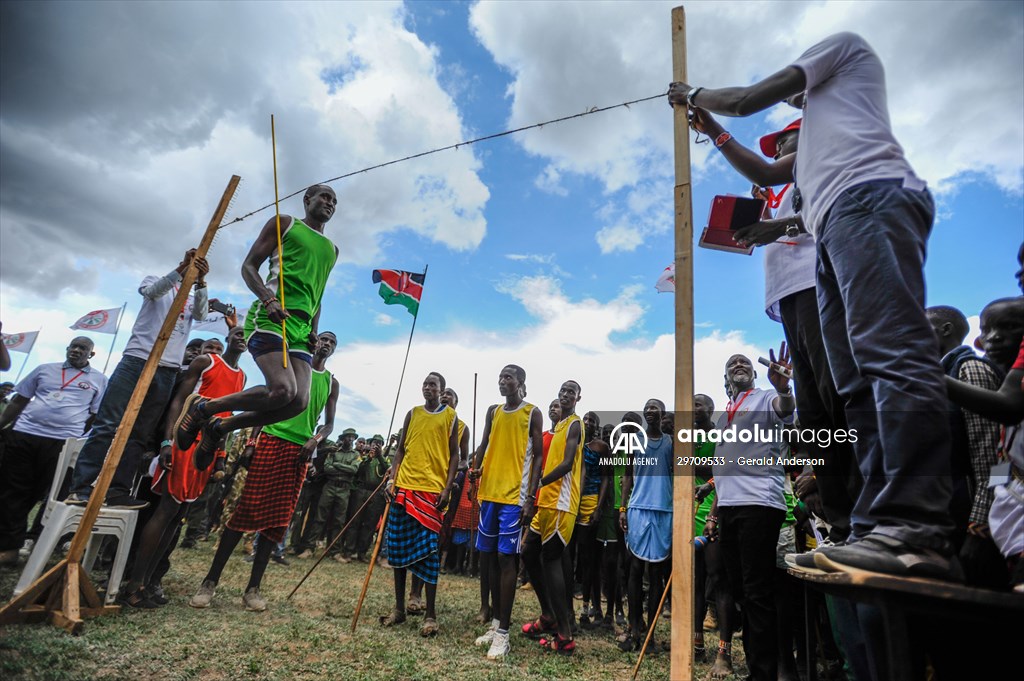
[175,185,340,470]
[710,349,794,681]
[0,336,106,565]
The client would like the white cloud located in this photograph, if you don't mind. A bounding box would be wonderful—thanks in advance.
[534,165,569,196]
[469,0,1024,250]
[505,253,555,264]
[0,2,489,299]
[374,312,398,327]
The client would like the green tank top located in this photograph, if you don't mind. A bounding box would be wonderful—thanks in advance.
[264,368,333,445]
[267,218,338,317]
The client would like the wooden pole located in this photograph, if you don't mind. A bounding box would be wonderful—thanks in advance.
[632,573,673,680]
[350,499,392,633]
[670,6,695,681]
[0,176,240,632]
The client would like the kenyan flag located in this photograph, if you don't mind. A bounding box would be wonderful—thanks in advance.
[372,269,425,317]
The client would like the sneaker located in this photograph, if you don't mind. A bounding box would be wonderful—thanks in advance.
[147,584,169,606]
[486,630,510,660]
[175,393,209,450]
[784,551,822,570]
[119,586,158,609]
[104,495,149,510]
[19,539,35,558]
[189,580,217,608]
[271,554,290,566]
[64,493,89,506]
[192,418,223,471]
[243,587,267,612]
[816,534,963,581]
[296,549,314,559]
[475,623,497,646]
[331,554,349,563]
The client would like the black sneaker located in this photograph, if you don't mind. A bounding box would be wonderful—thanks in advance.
[271,554,290,566]
[193,418,224,471]
[104,495,149,510]
[175,393,210,450]
[119,586,158,609]
[146,584,169,606]
[816,534,964,581]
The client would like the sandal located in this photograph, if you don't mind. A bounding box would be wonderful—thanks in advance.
[378,609,407,627]
[521,615,556,639]
[419,617,439,637]
[406,597,425,616]
[539,634,576,656]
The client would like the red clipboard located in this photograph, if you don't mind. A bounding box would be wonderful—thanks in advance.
[698,195,766,255]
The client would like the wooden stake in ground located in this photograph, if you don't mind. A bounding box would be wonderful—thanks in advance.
[670,6,696,681]
[0,176,240,633]
[350,498,393,633]
[632,573,674,680]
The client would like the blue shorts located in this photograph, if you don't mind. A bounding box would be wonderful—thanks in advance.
[625,507,672,563]
[246,330,312,364]
[476,501,522,555]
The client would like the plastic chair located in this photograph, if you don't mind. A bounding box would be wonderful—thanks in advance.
[14,437,139,605]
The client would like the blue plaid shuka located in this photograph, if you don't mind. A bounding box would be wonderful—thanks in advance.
[386,495,441,585]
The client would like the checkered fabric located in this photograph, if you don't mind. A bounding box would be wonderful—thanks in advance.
[226,434,308,543]
[386,488,441,584]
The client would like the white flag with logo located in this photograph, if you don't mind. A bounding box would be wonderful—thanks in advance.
[69,307,121,334]
[2,330,40,354]
[654,263,675,293]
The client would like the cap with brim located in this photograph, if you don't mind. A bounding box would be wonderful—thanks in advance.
[758,119,802,158]
[341,428,358,437]
[371,434,385,443]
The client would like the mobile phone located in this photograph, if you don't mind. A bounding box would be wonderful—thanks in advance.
[758,356,793,380]
[209,300,235,316]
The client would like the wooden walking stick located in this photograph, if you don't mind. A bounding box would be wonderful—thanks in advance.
[270,114,288,368]
[350,496,393,633]
[0,176,240,633]
[670,6,696,680]
[287,475,388,600]
[632,573,673,680]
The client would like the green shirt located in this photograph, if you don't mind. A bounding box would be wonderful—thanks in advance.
[266,218,338,317]
[264,368,333,446]
[323,446,361,480]
[356,453,391,489]
[694,439,717,535]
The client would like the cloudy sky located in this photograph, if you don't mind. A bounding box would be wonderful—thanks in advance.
[1,1,1021,439]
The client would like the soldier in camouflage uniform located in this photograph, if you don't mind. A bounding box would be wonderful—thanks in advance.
[343,433,391,561]
[296,428,360,560]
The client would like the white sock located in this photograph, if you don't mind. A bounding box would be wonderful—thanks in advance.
[491,618,500,630]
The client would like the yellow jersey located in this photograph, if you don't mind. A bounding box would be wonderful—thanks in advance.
[537,413,584,513]
[395,404,457,494]
[478,402,536,506]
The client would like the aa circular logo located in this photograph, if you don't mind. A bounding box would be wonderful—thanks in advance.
[2,333,26,350]
[79,310,110,329]
[609,422,649,455]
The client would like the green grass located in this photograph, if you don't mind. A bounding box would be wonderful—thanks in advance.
[0,538,737,680]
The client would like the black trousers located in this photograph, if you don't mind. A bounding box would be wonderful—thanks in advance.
[0,430,65,552]
[779,288,860,542]
[719,505,785,681]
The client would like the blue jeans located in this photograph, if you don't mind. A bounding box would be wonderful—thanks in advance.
[816,180,953,551]
[69,355,178,499]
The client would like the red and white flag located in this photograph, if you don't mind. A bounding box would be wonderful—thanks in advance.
[654,263,675,293]
[69,307,121,334]
[1,330,40,354]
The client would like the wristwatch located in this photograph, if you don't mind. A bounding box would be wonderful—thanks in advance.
[785,223,800,238]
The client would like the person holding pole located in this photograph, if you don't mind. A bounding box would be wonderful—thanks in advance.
[668,32,961,580]
[66,250,209,508]
[175,185,339,470]
[189,331,338,612]
[378,372,460,638]
[0,337,106,565]
[469,364,543,660]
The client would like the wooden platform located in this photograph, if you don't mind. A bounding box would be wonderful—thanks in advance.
[789,567,1023,680]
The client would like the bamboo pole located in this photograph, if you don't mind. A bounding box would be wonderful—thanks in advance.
[670,6,695,681]
[633,573,673,680]
[0,176,240,632]
[351,499,392,633]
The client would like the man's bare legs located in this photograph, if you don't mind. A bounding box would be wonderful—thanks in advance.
[125,484,186,601]
[205,352,312,430]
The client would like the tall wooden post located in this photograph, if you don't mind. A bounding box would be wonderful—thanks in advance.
[670,6,695,681]
[0,176,240,633]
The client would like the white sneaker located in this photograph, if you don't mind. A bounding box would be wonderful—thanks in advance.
[486,630,510,660]
[19,539,35,558]
[475,624,497,646]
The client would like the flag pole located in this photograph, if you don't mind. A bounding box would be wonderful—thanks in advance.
[384,264,428,442]
[13,346,33,383]
[472,372,478,452]
[103,302,128,375]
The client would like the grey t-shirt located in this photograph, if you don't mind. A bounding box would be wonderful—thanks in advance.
[791,32,924,237]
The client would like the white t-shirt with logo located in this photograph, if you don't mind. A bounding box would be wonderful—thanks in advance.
[122,271,207,368]
[13,362,107,439]
[791,32,924,237]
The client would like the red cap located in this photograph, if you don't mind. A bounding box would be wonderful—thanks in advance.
[758,119,802,158]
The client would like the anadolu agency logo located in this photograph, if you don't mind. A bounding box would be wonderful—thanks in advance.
[609,422,649,456]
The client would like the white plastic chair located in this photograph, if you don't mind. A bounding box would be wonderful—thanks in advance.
[14,437,139,604]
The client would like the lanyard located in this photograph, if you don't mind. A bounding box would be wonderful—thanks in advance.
[768,183,791,209]
[60,368,85,391]
[726,389,754,424]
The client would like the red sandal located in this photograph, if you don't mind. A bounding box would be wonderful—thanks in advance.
[521,615,556,639]
[539,633,576,656]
